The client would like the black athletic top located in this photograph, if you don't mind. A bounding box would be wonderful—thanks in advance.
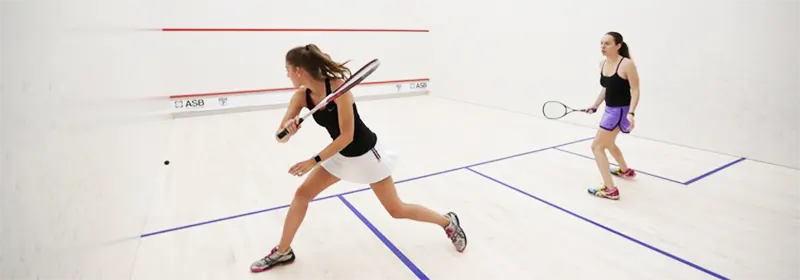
[600,58,632,107]
[305,78,378,157]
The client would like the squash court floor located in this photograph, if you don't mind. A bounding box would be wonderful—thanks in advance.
[2,95,798,279]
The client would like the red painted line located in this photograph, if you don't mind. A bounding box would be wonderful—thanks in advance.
[170,78,430,99]
[161,28,429,32]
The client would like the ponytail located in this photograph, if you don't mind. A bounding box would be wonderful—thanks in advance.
[619,42,631,59]
[605,31,631,59]
[285,44,352,80]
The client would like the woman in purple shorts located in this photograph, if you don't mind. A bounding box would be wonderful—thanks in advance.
[585,31,641,200]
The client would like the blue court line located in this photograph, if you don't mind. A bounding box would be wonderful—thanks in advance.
[552,147,748,185]
[682,157,746,185]
[338,196,429,280]
[464,167,729,280]
[139,136,594,238]
[140,204,290,238]
[552,147,686,185]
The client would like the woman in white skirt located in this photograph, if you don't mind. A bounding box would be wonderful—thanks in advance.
[250,44,468,273]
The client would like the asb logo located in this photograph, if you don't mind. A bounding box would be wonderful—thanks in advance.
[184,99,205,108]
[410,81,427,89]
[174,98,205,109]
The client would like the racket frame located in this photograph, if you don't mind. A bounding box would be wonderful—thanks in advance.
[276,58,381,139]
[542,100,589,119]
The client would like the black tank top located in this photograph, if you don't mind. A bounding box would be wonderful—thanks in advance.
[600,58,632,107]
[305,78,378,157]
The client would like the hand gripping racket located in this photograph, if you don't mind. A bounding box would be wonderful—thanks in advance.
[542,101,593,119]
[276,58,381,140]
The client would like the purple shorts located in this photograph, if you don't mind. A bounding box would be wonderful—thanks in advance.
[599,106,631,133]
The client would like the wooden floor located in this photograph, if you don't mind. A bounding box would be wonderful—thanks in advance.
[3,95,798,279]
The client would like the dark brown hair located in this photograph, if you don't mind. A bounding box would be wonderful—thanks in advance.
[286,44,351,80]
[605,31,631,59]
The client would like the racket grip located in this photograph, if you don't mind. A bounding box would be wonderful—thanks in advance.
[275,118,306,140]
[276,129,289,139]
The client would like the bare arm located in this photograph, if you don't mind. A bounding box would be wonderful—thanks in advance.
[275,87,306,141]
[625,61,640,113]
[313,81,355,161]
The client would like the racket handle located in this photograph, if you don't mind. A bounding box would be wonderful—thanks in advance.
[275,118,306,140]
[276,129,289,139]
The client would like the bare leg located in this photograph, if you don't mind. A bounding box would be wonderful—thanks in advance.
[250,166,340,273]
[588,127,621,200]
[591,128,619,188]
[370,176,467,252]
[369,176,448,226]
[607,130,628,171]
[277,166,340,252]
[607,145,628,171]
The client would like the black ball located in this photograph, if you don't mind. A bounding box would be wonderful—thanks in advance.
[164,160,170,165]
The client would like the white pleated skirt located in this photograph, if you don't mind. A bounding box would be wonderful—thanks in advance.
[320,140,398,185]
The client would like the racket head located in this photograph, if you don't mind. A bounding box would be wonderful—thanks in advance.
[542,101,570,119]
[328,58,380,99]
[307,59,381,110]
[276,59,381,140]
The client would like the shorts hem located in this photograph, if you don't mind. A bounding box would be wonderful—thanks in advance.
[599,125,616,131]
[599,125,631,134]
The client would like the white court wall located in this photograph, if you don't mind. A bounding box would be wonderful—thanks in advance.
[0,0,429,278]
[1,0,431,117]
[162,0,431,115]
[429,0,800,169]
[156,0,432,98]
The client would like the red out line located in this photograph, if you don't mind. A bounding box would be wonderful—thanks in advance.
[161,28,429,32]
[170,78,430,99]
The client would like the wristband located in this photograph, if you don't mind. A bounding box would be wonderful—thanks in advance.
[628,112,635,116]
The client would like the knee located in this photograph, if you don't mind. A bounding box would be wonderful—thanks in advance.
[293,184,315,204]
[591,141,607,152]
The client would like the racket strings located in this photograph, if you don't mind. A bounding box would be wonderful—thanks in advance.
[542,102,569,119]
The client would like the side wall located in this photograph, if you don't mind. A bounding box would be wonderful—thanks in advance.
[429,0,800,169]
